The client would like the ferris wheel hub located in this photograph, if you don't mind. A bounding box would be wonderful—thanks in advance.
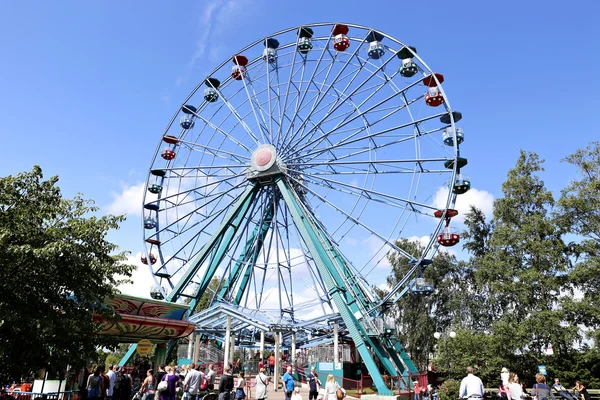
[247,144,286,183]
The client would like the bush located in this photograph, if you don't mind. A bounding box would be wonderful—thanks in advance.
[438,379,460,400]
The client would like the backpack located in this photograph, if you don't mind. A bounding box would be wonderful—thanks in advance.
[115,372,125,390]
[200,375,208,390]
[89,376,101,398]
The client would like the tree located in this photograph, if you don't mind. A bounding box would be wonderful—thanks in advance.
[0,167,134,383]
[556,142,600,339]
[385,239,465,371]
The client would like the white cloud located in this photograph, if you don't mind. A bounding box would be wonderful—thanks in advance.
[378,283,390,293]
[116,253,157,299]
[363,235,392,269]
[105,182,145,216]
[432,186,494,224]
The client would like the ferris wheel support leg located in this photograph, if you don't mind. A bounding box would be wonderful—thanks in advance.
[219,202,275,302]
[277,181,401,380]
[276,178,393,396]
[166,183,259,306]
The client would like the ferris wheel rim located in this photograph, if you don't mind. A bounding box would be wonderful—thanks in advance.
[141,22,462,316]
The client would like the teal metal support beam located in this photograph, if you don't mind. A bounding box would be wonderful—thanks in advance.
[120,184,259,367]
[187,185,260,312]
[276,178,393,395]
[167,183,258,304]
[220,202,274,301]
[119,344,138,367]
[392,339,419,374]
[278,182,399,379]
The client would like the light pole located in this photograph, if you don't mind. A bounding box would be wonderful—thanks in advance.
[434,330,456,380]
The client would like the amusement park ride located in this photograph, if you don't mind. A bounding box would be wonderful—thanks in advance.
[124,23,469,395]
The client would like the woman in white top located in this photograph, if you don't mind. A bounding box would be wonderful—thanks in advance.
[255,368,269,400]
[325,375,339,400]
[501,368,510,386]
[235,372,247,400]
[508,373,529,400]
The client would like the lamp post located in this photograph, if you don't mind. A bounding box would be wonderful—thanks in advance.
[434,330,456,379]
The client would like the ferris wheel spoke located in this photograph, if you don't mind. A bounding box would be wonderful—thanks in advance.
[210,88,262,146]
[278,31,336,147]
[149,172,245,206]
[285,74,425,159]
[287,111,446,164]
[151,181,247,242]
[240,74,271,144]
[293,171,438,212]
[287,49,411,154]
[276,35,302,148]
[177,142,250,164]
[282,32,371,154]
[284,175,416,261]
[188,112,254,154]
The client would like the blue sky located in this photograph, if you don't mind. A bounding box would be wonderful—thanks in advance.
[1,1,598,297]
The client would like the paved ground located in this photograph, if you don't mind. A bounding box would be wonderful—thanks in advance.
[245,383,312,400]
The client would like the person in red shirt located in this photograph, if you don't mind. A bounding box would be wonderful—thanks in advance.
[413,379,422,400]
[268,355,275,375]
[258,359,265,371]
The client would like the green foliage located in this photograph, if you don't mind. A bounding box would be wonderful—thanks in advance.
[386,145,600,388]
[385,239,465,371]
[0,167,135,383]
[437,379,460,400]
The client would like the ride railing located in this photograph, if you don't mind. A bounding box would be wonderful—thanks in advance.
[6,391,80,400]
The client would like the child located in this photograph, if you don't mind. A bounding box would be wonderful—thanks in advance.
[292,387,303,400]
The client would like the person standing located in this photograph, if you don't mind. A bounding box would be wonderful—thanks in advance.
[553,378,574,400]
[268,355,275,375]
[508,373,528,400]
[219,366,234,400]
[156,366,167,387]
[281,366,295,400]
[324,375,339,400]
[258,359,265,372]
[414,378,422,400]
[307,367,320,400]
[183,364,202,400]
[160,366,181,400]
[573,381,590,400]
[291,388,303,400]
[459,367,484,399]
[255,368,269,400]
[207,364,217,392]
[87,367,105,400]
[107,365,117,400]
[140,370,156,400]
[235,372,246,400]
[117,367,132,400]
[501,368,510,386]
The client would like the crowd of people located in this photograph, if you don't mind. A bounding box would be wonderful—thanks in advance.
[453,366,592,400]
[77,361,345,400]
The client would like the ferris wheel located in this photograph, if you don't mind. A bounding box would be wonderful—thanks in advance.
[141,22,467,391]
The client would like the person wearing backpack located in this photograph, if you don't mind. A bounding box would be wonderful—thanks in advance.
[531,374,556,400]
[183,364,202,400]
[87,367,105,400]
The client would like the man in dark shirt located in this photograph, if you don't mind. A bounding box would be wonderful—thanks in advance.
[307,367,320,400]
[219,366,234,400]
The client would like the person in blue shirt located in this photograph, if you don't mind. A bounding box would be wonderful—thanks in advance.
[281,366,295,400]
[307,367,321,400]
